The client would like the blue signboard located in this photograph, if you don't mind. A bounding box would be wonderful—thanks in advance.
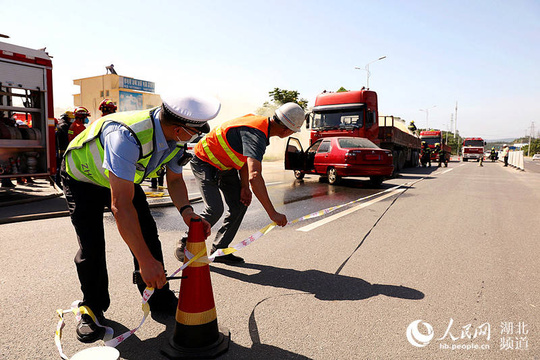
[119,76,155,93]
[119,91,143,111]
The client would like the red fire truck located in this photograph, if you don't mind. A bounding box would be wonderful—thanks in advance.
[461,137,485,162]
[286,89,421,177]
[419,130,451,163]
[0,40,56,183]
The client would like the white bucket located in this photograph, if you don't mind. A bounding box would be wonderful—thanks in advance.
[70,346,120,360]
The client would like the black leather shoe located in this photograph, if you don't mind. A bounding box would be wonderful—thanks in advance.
[76,312,106,343]
[148,289,178,315]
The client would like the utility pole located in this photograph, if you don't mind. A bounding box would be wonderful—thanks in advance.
[454,101,458,138]
[528,121,535,157]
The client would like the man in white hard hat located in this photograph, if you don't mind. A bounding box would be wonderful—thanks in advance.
[175,102,305,264]
[61,94,217,343]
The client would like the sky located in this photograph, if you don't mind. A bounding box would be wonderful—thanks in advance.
[2,0,539,140]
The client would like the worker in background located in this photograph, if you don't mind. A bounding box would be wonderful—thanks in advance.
[60,94,216,343]
[435,143,447,167]
[408,120,417,135]
[68,107,90,142]
[420,141,431,167]
[99,99,117,117]
[175,103,306,264]
[55,112,73,187]
[502,144,510,166]
[490,147,497,161]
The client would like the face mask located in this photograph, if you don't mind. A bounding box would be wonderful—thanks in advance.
[176,128,199,145]
[83,117,89,124]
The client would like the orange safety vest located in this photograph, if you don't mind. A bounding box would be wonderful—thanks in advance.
[194,115,269,170]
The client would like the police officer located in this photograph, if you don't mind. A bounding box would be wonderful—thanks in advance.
[175,103,305,264]
[61,94,217,343]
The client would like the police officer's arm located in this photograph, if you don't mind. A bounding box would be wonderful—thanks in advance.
[109,172,166,289]
[246,157,287,226]
[166,168,211,237]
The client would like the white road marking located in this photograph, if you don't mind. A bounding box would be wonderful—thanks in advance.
[297,188,406,232]
[440,168,454,175]
[265,181,283,186]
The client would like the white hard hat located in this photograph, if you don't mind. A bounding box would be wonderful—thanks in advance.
[161,93,221,133]
[275,102,305,132]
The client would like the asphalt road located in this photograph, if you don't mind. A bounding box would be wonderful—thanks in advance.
[1,160,539,359]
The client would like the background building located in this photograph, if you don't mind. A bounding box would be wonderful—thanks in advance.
[73,72,161,118]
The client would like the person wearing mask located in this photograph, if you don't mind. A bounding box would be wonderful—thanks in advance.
[61,94,217,343]
[68,107,91,142]
[175,103,305,264]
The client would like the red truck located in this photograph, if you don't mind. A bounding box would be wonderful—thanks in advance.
[461,137,485,162]
[285,89,421,179]
[419,130,451,163]
[0,40,56,183]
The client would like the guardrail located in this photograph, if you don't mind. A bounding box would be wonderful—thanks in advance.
[498,150,525,171]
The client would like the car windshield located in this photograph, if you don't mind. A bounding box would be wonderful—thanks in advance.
[420,137,440,146]
[312,108,364,130]
[464,140,484,147]
[338,137,378,149]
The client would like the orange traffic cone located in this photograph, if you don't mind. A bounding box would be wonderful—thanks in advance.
[162,218,230,359]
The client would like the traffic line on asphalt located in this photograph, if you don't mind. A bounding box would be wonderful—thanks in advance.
[265,181,283,186]
[440,168,454,175]
[296,187,407,232]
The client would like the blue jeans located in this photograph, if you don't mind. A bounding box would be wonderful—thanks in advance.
[190,156,247,250]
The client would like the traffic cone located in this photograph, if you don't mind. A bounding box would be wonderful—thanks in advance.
[162,218,230,359]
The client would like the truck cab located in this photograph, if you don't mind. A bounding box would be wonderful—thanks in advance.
[462,137,485,162]
[305,89,420,174]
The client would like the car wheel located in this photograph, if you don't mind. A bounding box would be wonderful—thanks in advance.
[327,167,340,185]
[294,170,305,180]
[370,176,384,187]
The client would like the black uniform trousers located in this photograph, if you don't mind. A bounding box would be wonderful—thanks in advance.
[61,160,168,313]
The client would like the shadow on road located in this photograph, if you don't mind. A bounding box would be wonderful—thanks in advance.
[211,263,424,301]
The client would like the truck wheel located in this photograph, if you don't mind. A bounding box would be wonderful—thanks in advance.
[327,167,340,185]
[294,170,305,180]
[463,158,468,162]
[370,176,384,187]
[398,151,406,170]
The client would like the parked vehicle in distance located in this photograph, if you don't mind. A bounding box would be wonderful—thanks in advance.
[462,137,485,161]
[532,154,540,161]
[284,136,394,186]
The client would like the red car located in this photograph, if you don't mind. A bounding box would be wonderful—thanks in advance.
[284,136,394,186]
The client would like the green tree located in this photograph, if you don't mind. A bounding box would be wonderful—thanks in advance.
[257,87,309,116]
[268,88,308,110]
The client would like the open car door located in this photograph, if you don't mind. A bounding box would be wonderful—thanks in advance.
[284,137,305,170]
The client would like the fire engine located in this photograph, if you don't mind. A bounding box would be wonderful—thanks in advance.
[419,130,451,163]
[300,89,421,174]
[0,40,55,182]
[462,137,485,162]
